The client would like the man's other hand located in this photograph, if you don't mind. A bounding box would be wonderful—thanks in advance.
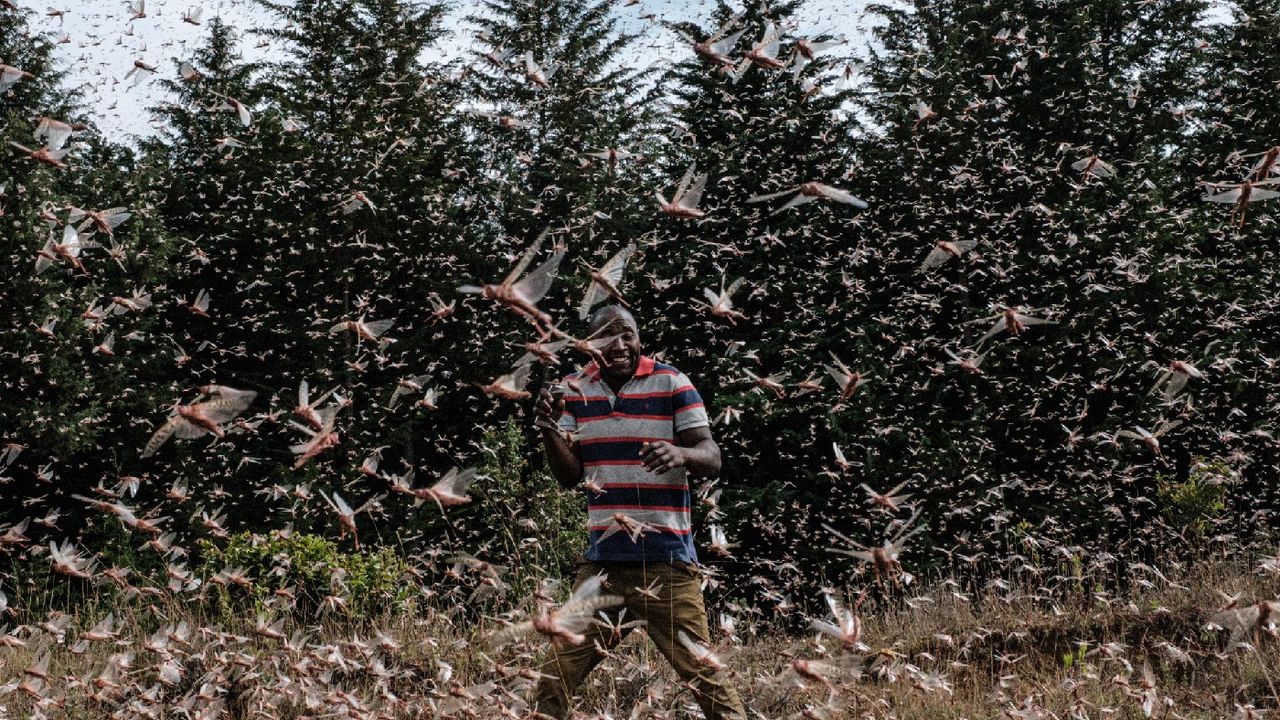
[640,441,686,474]
[535,387,565,426]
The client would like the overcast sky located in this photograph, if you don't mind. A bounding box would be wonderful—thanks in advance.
[32,0,1236,144]
[31,0,876,144]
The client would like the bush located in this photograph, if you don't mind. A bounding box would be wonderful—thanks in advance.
[197,531,412,619]
[467,418,587,597]
[1156,457,1234,541]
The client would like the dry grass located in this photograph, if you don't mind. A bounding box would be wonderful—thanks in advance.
[1,558,1277,719]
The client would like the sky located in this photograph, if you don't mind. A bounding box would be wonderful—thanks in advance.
[29,0,877,144]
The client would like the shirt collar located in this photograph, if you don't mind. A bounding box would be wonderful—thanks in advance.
[582,355,655,381]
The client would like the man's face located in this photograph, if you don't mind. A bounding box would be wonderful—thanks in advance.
[593,314,642,380]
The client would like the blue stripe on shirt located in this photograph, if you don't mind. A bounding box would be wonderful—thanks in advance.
[591,485,691,509]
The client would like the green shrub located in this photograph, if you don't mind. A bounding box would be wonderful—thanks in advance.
[197,531,412,619]
[1062,642,1088,671]
[1156,457,1233,540]
[468,418,587,597]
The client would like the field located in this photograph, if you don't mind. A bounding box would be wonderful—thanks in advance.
[2,555,1277,719]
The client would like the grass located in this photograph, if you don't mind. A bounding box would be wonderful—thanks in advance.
[0,556,1277,719]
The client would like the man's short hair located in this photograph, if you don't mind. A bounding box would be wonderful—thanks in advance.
[588,305,637,333]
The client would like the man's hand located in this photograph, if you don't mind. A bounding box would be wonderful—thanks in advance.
[537,386,581,489]
[640,441,686,474]
[535,386,565,429]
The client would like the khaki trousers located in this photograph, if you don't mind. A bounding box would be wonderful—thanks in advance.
[531,561,747,719]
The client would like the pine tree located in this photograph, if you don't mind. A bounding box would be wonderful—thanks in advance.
[1191,0,1280,169]
[833,0,1280,582]
[1,6,183,538]
[612,1,871,599]
[127,18,285,536]
[127,0,491,544]
[1180,0,1280,538]
[140,16,266,379]
[1,8,78,515]
[459,0,666,491]
[463,0,661,243]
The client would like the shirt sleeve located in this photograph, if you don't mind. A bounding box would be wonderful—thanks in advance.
[671,372,709,432]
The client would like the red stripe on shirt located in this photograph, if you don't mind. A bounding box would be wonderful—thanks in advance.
[614,386,691,400]
[590,504,690,513]
[589,525,691,535]
[600,483,688,491]
[583,459,647,467]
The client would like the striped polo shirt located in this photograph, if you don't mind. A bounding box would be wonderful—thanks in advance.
[557,355,710,563]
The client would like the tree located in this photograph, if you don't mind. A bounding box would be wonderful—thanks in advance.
[1190,0,1280,171]
[463,0,662,240]
[832,0,1279,586]
[1,6,184,554]
[122,0,474,546]
[619,0,872,605]
[459,0,667,487]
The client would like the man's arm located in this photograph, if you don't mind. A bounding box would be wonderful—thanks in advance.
[535,387,582,489]
[639,425,721,477]
[541,427,583,489]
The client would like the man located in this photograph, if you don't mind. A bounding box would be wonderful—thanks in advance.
[531,305,746,719]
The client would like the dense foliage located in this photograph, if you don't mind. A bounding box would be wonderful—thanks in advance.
[3,0,1279,619]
